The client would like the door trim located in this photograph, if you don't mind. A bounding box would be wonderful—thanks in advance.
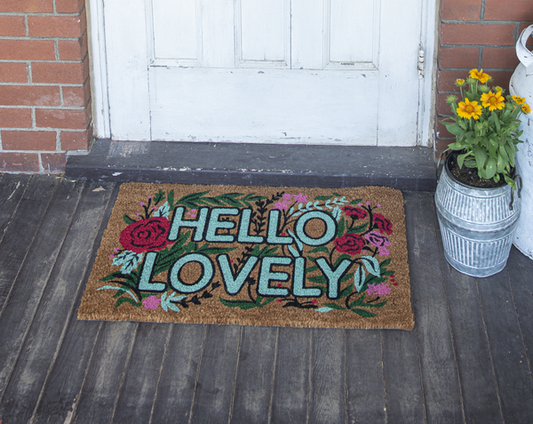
[87,0,439,147]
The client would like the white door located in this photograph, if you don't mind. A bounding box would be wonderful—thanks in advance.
[101,0,428,146]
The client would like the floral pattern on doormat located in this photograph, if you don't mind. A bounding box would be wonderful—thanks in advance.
[78,184,413,330]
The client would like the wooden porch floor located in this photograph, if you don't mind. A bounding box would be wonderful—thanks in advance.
[0,174,533,423]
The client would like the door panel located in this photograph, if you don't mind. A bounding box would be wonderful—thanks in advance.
[105,0,423,145]
[238,0,290,67]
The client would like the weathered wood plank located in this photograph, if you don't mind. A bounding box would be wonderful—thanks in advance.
[150,324,206,423]
[346,330,386,423]
[403,190,464,423]
[230,326,277,424]
[189,324,241,424]
[478,268,533,423]
[72,321,138,423]
[381,330,425,423]
[308,328,346,424]
[111,323,172,423]
[0,173,31,244]
[439,263,501,423]
[0,175,58,310]
[270,327,310,424]
[507,247,533,375]
[0,178,83,402]
[32,181,119,423]
[0,180,115,423]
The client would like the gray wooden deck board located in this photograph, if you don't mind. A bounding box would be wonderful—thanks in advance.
[478,270,533,423]
[0,179,84,408]
[0,175,532,424]
[0,180,115,423]
[404,191,464,423]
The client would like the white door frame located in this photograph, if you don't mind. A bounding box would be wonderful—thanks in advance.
[86,0,439,147]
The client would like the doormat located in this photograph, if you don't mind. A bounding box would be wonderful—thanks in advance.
[78,183,413,330]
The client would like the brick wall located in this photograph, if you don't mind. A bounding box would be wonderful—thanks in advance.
[0,0,91,173]
[1,0,532,173]
[436,0,533,156]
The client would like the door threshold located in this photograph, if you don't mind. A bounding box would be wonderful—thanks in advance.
[65,140,437,191]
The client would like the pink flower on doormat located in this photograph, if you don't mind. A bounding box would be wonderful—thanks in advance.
[272,201,289,210]
[143,295,161,310]
[293,193,308,203]
[119,217,172,253]
[366,283,391,297]
[364,231,391,256]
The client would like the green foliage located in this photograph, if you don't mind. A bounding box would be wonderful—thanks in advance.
[440,74,527,189]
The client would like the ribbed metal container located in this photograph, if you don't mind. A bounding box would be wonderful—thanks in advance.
[435,156,521,278]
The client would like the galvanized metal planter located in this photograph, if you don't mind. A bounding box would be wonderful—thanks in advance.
[435,155,521,278]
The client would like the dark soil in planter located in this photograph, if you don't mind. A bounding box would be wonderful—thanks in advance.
[447,152,507,188]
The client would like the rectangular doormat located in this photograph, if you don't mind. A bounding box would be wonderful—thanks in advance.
[78,183,413,330]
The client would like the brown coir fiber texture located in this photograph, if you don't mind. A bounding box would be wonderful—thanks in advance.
[78,183,413,330]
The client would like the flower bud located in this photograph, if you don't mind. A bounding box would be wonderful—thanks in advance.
[446,95,458,104]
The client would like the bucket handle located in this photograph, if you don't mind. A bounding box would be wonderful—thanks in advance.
[436,149,450,181]
[510,174,522,211]
[516,25,533,76]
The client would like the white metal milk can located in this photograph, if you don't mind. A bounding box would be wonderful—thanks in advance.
[510,25,533,259]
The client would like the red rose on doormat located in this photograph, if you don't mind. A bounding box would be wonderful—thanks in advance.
[342,206,368,220]
[119,217,172,253]
[373,213,393,235]
[334,233,366,255]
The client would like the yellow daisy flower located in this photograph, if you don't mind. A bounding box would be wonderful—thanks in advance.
[455,79,466,87]
[457,98,482,120]
[480,91,505,111]
[522,103,531,114]
[512,95,525,105]
[469,68,490,84]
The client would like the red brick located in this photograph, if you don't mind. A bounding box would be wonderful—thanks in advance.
[60,127,91,150]
[35,107,90,130]
[58,32,88,61]
[0,108,32,128]
[0,0,53,13]
[0,63,29,83]
[485,0,533,21]
[55,0,85,13]
[0,39,55,61]
[2,130,57,150]
[441,23,516,46]
[28,13,85,38]
[441,0,481,21]
[483,70,514,92]
[437,92,457,115]
[62,81,90,107]
[0,85,61,107]
[439,46,479,69]
[41,153,67,173]
[435,139,455,160]
[436,120,455,140]
[482,47,520,70]
[32,57,89,84]
[438,70,465,92]
[0,152,40,172]
[0,16,26,37]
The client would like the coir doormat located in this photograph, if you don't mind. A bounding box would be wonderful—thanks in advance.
[78,184,413,330]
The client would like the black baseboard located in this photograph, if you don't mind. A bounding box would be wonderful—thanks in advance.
[65,139,437,191]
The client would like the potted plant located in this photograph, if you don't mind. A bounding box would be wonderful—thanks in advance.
[436,68,530,277]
